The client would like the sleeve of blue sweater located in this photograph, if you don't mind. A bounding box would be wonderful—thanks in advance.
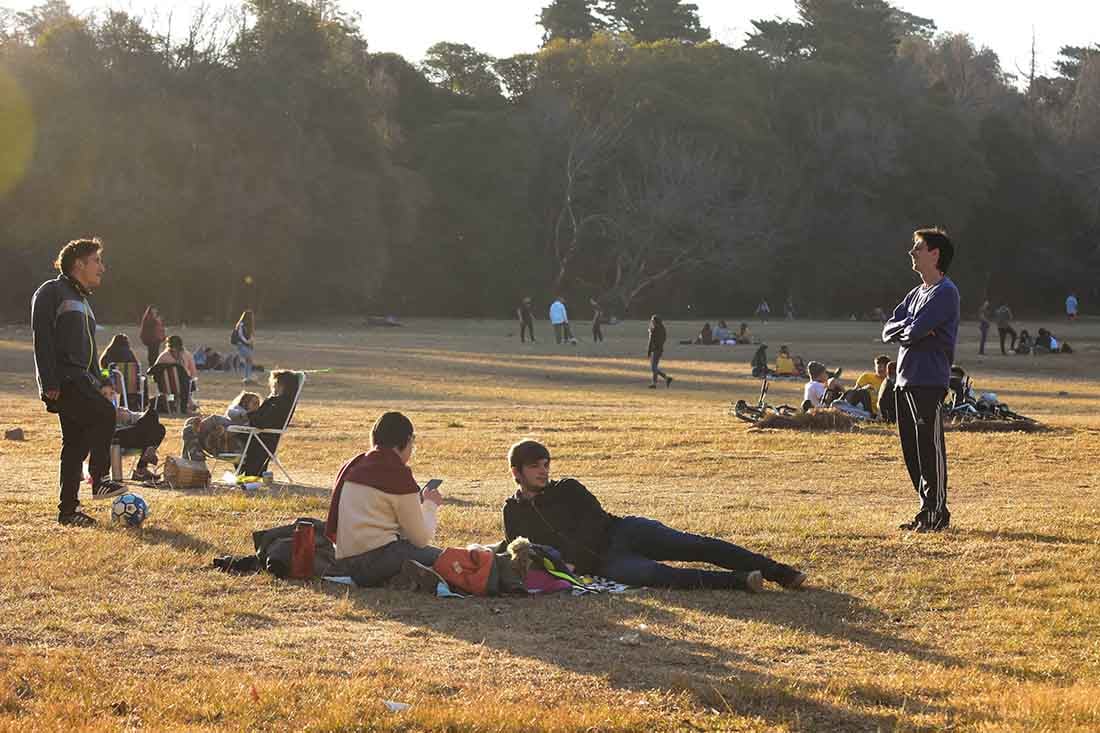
[898,285,957,346]
[881,291,913,344]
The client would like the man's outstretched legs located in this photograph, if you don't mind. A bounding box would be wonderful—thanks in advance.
[599,516,804,590]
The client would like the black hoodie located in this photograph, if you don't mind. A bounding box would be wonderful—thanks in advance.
[502,478,618,575]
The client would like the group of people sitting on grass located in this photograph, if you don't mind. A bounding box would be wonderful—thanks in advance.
[685,321,753,346]
[323,412,807,594]
[801,354,897,421]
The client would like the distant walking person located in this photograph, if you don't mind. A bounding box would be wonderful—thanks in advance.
[977,300,991,355]
[31,238,127,527]
[755,299,770,322]
[139,305,166,368]
[232,310,256,384]
[549,296,575,345]
[1066,292,1079,321]
[516,297,536,343]
[784,296,795,320]
[647,315,672,389]
[882,228,960,533]
[994,303,1016,355]
[590,298,604,343]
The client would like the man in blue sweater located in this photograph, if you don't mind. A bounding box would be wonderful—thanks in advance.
[32,238,127,527]
[882,228,960,532]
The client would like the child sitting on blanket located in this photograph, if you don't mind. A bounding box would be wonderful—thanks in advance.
[181,391,262,461]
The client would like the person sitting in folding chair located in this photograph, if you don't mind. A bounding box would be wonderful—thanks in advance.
[100,383,164,482]
[147,362,192,415]
[235,370,303,479]
[155,335,198,412]
[100,334,145,411]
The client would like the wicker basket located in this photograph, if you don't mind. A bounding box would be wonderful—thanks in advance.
[164,456,211,490]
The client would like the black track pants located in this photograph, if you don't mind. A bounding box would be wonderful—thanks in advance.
[895,385,950,527]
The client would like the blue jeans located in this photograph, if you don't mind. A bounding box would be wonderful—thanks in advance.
[650,352,668,383]
[599,516,778,589]
[237,343,254,380]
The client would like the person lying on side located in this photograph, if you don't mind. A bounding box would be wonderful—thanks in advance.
[499,440,806,592]
[327,411,444,587]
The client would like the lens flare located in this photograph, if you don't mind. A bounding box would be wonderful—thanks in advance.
[0,66,35,198]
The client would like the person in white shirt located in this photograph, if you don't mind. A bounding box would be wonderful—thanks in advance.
[1066,292,1078,321]
[802,361,829,409]
[548,296,576,344]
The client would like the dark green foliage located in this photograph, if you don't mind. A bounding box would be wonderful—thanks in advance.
[0,0,1096,324]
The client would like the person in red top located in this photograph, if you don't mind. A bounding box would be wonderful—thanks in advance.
[139,305,166,368]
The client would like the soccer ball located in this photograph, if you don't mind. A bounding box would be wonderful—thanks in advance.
[111,493,149,527]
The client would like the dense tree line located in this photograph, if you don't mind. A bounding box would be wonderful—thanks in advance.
[1,0,1097,323]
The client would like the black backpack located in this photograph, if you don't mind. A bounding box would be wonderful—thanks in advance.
[230,325,241,346]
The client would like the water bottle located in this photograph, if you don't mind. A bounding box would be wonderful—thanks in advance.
[262,471,273,487]
[110,442,123,481]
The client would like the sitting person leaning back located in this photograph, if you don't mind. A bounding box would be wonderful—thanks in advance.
[326,412,444,587]
[500,440,805,592]
[100,382,165,482]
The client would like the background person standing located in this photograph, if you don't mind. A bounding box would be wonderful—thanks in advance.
[977,300,991,355]
[516,296,536,343]
[232,310,256,384]
[139,305,165,368]
[994,303,1016,355]
[31,238,127,526]
[1066,292,1079,321]
[647,315,672,389]
[590,298,604,343]
[882,228,960,533]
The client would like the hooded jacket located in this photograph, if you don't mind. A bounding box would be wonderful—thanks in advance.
[31,274,103,399]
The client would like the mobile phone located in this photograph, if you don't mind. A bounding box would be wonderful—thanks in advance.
[420,479,443,495]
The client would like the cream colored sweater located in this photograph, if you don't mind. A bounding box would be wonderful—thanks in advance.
[334,479,439,559]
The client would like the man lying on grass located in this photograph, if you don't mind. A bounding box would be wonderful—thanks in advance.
[500,440,806,592]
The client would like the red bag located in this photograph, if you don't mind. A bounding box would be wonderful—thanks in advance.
[290,520,316,579]
[432,548,495,596]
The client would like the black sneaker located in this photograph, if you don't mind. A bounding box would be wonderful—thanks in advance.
[389,559,445,593]
[59,511,97,527]
[763,563,807,589]
[130,467,158,483]
[91,480,127,500]
[665,376,673,389]
[647,383,657,389]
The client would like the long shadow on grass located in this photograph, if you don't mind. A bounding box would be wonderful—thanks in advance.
[661,586,1051,683]
[327,587,908,731]
[961,528,1096,546]
[140,526,218,554]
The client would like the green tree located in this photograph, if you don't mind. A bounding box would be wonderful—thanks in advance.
[421,42,501,97]
[600,0,709,44]
[538,0,603,44]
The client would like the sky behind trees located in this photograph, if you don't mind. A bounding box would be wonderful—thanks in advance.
[2,0,1095,77]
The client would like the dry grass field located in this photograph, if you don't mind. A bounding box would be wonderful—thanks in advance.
[1,316,1099,732]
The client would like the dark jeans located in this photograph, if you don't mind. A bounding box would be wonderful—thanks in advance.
[333,539,442,587]
[592,321,603,342]
[114,410,166,468]
[520,320,535,343]
[553,322,574,343]
[978,321,989,355]
[599,516,778,589]
[895,386,950,528]
[57,377,116,515]
[998,326,1016,355]
[650,352,668,383]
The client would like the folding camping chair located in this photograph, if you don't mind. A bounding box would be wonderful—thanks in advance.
[107,362,146,411]
[215,372,306,483]
[147,363,192,415]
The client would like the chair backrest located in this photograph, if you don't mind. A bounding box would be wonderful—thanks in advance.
[148,363,189,409]
[281,372,306,431]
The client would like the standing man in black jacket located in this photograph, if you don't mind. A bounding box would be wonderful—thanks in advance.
[31,238,127,526]
[501,440,806,592]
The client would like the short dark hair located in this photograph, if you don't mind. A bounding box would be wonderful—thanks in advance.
[915,228,954,274]
[372,411,414,451]
[875,354,890,366]
[54,238,102,276]
[508,440,550,471]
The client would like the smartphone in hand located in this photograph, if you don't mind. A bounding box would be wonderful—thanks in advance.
[420,478,443,503]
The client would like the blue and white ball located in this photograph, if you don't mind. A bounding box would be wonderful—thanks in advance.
[111,493,149,527]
